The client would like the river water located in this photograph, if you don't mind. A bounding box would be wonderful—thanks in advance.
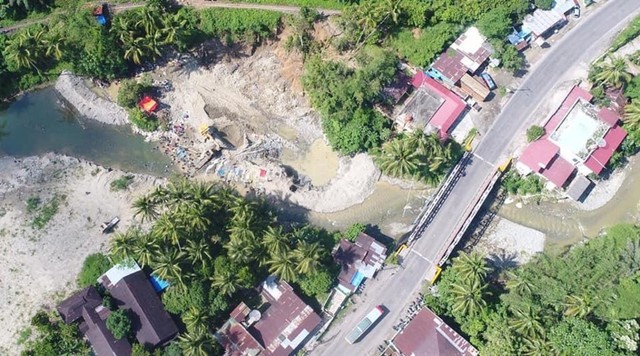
[0,88,173,176]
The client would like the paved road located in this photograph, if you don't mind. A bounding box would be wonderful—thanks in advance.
[313,1,640,355]
[0,1,341,34]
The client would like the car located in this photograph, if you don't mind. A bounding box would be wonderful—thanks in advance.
[480,72,497,90]
[574,6,581,18]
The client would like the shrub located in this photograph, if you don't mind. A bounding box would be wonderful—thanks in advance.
[198,8,281,44]
[77,253,112,287]
[299,270,333,297]
[343,223,365,242]
[611,15,640,52]
[128,109,159,132]
[110,174,135,191]
[32,195,61,229]
[526,125,545,142]
[106,309,132,340]
[502,171,544,195]
[117,80,146,109]
[26,196,41,213]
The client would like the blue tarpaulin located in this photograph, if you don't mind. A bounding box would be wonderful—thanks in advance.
[350,271,365,288]
[96,15,107,26]
[150,275,170,292]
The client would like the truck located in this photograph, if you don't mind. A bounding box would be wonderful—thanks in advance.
[345,305,385,344]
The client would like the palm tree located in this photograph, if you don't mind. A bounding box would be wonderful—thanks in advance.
[178,330,214,356]
[522,336,555,356]
[153,214,183,247]
[225,239,256,264]
[123,36,147,65]
[449,279,487,317]
[262,226,290,256]
[595,56,632,88]
[133,233,160,267]
[293,241,323,274]
[228,217,256,244]
[563,294,592,318]
[132,194,159,222]
[185,238,212,268]
[374,138,421,179]
[150,185,170,206]
[110,229,140,260]
[183,307,209,334]
[152,249,185,285]
[4,30,41,70]
[509,307,545,338]
[624,101,640,132]
[268,250,298,282]
[451,251,490,285]
[210,269,240,296]
[505,271,536,295]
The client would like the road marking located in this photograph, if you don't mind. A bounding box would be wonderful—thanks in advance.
[472,152,495,167]
[410,249,433,264]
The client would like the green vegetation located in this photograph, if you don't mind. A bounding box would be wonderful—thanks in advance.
[31,194,61,229]
[77,253,112,287]
[128,109,160,132]
[425,224,640,354]
[110,174,135,191]
[502,170,544,195]
[302,46,396,154]
[26,196,41,213]
[106,309,132,340]
[228,0,344,9]
[534,0,554,10]
[342,222,365,242]
[373,131,461,186]
[199,8,282,44]
[117,78,152,109]
[526,125,545,142]
[22,310,90,355]
[611,15,640,52]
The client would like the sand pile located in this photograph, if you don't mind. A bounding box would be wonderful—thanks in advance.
[54,72,129,126]
[0,154,158,353]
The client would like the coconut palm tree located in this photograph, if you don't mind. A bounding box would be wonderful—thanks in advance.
[177,204,210,235]
[132,194,159,222]
[262,226,290,256]
[450,279,487,317]
[183,307,209,334]
[228,216,256,244]
[505,271,536,295]
[110,229,140,260]
[452,251,490,285]
[595,56,632,88]
[185,238,212,268]
[4,29,42,70]
[210,269,240,296]
[374,138,421,179]
[152,249,185,285]
[563,294,593,318]
[268,250,298,282]
[150,185,170,207]
[509,306,545,338]
[522,336,555,356]
[178,329,214,356]
[624,101,640,132]
[293,241,323,274]
[133,233,160,267]
[153,214,183,247]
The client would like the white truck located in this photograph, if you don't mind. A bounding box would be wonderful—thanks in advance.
[345,305,385,344]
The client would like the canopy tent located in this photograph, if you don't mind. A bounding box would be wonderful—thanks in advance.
[139,95,158,113]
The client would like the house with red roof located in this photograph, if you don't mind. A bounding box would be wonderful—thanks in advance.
[395,72,466,139]
[215,277,322,356]
[390,307,478,356]
[517,85,627,200]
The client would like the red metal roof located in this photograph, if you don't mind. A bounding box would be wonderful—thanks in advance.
[518,139,560,173]
[597,107,620,127]
[583,125,627,175]
[410,72,466,136]
[540,155,575,188]
[139,95,158,113]
[431,49,468,83]
[393,308,478,356]
[544,86,593,132]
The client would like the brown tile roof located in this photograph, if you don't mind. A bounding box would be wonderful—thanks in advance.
[57,286,103,324]
[393,308,478,356]
[217,278,322,356]
[108,270,179,348]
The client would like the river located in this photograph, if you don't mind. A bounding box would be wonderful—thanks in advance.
[0,88,173,176]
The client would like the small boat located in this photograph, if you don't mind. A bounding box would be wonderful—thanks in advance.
[100,216,120,233]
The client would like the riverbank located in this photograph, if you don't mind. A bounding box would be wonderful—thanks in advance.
[0,154,159,353]
[473,217,546,267]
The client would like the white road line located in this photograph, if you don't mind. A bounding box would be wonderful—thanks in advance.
[410,249,433,264]
[472,152,495,167]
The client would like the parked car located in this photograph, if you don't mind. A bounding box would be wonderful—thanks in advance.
[480,72,497,90]
[574,6,581,18]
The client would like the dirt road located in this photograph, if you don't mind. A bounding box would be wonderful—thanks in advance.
[0,1,342,34]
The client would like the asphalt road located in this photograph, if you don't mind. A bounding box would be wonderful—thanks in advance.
[313,1,640,355]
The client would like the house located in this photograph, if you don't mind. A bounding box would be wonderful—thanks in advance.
[382,71,412,104]
[522,9,565,40]
[57,286,133,356]
[390,307,478,356]
[395,72,467,138]
[98,262,179,349]
[215,277,322,356]
[517,86,627,200]
[333,232,387,295]
[427,27,493,101]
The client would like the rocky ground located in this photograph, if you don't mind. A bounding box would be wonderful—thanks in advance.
[0,154,158,353]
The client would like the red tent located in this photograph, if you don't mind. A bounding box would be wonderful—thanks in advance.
[139,95,158,113]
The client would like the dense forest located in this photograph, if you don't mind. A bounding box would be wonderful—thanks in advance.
[22,178,363,355]
[426,224,640,355]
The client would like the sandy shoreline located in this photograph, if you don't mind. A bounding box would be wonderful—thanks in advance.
[0,154,159,353]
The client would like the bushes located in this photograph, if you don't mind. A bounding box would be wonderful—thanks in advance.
[299,269,333,298]
[526,125,545,142]
[611,15,640,52]
[387,23,458,68]
[77,253,112,287]
[198,8,282,44]
[128,109,159,132]
[110,174,135,191]
[117,79,152,109]
[502,170,544,195]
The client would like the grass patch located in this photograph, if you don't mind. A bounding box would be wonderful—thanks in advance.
[16,327,31,345]
[26,196,41,213]
[227,0,344,10]
[110,174,135,191]
[32,195,62,230]
[611,15,640,51]
[198,8,282,44]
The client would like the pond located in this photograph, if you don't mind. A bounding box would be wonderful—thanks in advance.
[0,88,173,176]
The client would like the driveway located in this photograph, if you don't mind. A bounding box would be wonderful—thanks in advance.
[312,1,640,355]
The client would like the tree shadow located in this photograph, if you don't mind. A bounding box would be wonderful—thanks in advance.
[488,251,519,270]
